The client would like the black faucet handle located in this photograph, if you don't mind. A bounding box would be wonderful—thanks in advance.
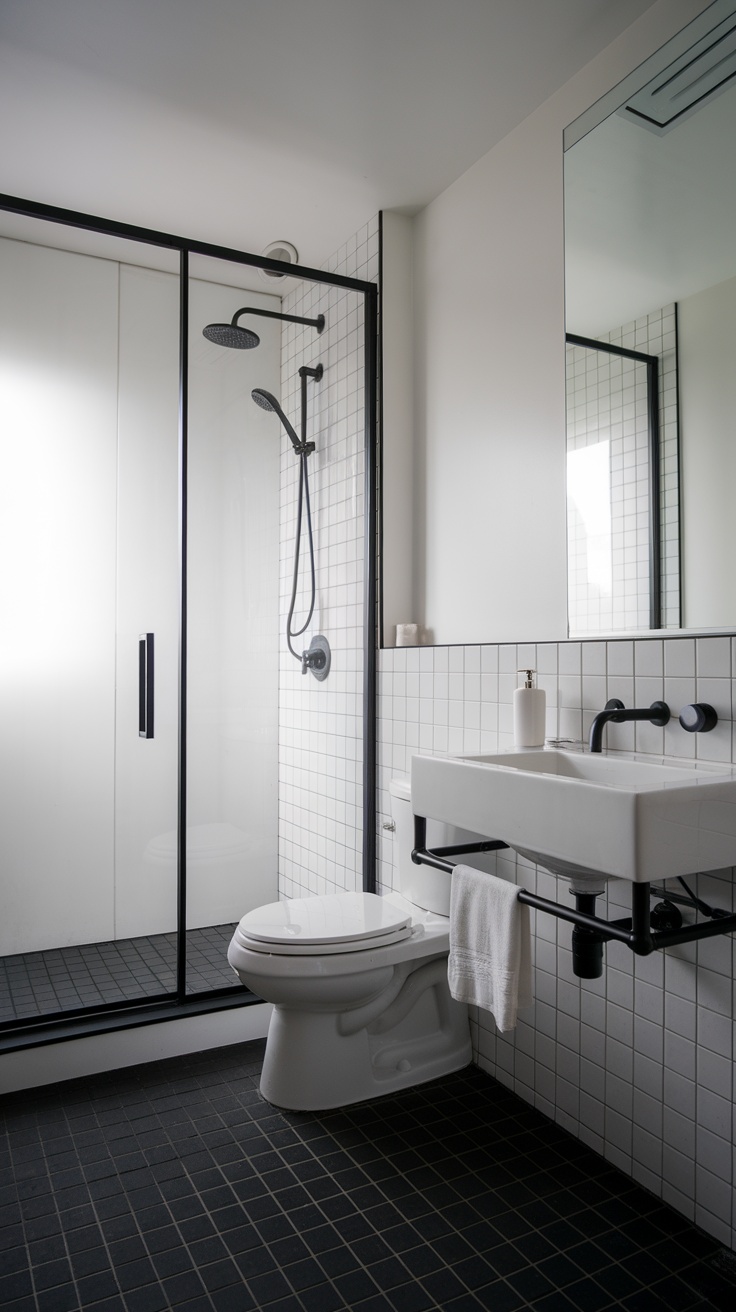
[679,703,718,733]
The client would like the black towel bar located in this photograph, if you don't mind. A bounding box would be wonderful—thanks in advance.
[411,811,736,979]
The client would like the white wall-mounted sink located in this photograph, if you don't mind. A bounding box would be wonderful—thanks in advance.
[411,749,736,882]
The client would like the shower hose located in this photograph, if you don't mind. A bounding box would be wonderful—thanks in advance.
[286,451,316,667]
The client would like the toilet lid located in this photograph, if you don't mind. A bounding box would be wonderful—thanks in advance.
[237,892,413,955]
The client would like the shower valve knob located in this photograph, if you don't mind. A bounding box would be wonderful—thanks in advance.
[301,648,325,673]
[301,635,331,682]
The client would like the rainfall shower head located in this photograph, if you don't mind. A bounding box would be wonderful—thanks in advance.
[202,321,260,349]
[203,305,324,350]
[251,388,300,451]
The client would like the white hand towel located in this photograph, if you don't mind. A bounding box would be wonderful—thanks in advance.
[448,865,532,1032]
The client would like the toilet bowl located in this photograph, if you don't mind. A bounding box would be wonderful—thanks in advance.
[227,778,472,1110]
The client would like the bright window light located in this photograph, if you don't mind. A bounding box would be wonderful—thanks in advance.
[567,442,612,597]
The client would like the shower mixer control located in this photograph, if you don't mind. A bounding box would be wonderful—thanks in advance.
[302,635,331,682]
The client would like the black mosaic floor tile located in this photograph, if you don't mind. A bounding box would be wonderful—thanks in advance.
[1,1042,735,1312]
[566,1274,619,1311]
[0,925,239,1022]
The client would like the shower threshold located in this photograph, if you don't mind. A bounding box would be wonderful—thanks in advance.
[0,923,238,1024]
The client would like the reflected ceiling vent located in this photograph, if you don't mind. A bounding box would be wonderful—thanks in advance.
[259,240,299,283]
[620,14,736,134]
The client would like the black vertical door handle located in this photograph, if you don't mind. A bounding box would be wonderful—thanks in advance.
[139,633,154,739]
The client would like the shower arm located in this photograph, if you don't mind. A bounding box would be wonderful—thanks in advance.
[231,306,325,333]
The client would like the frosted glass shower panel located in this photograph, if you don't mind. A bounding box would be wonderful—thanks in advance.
[0,238,117,955]
[185,261,281,973]
[0,222,179,966]
[113,262,180,939]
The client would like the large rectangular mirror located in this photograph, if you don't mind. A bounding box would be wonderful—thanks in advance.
[564,0,736,634]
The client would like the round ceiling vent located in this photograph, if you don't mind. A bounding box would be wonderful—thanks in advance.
[259,240,299,282]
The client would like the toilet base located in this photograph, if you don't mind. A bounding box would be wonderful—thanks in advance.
[258,967,471,1110]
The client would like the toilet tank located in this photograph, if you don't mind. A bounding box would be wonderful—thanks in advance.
[389,776,491,917]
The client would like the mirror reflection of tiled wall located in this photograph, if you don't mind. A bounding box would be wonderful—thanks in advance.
[566,305,680,635]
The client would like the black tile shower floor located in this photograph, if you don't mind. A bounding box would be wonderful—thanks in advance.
[1,1045,734,1312]
[0,925,238,1023]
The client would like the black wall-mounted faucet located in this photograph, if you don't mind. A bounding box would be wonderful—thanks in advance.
[589,699,670,752]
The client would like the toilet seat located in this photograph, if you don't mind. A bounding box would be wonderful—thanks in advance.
[236,891,413,956]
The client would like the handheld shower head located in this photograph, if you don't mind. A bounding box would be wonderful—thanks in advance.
[251,387,279,413]
[251,388,300,451]
[202,321,260,349]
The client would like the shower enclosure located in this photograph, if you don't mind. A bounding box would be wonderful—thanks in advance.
[0,195,377,1048]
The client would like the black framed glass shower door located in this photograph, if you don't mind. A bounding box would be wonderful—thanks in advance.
[0,191,377,1045]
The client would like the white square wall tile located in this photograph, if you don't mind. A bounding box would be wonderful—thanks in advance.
[582,675,607,711]
[558,642,581,675]
[536,644,557,675]
[517,643,536,672]
[696,1007,731,1055]
[607,641,633,676]
[665,638,695,678]
[696,637,731,679]
[582,642,606,675]
[634,640,663,677]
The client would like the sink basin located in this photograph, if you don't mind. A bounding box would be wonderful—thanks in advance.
[411,749,736,882]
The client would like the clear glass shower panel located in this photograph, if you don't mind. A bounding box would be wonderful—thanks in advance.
[277,280,365,901]
[0,214,180,1022]
[185,256,282,992]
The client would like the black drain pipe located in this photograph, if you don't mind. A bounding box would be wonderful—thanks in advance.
[571,893,604,978]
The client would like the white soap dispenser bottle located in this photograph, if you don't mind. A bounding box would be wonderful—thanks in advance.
[513,669,546,748]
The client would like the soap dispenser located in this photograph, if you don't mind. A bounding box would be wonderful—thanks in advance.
[513,669,546,748]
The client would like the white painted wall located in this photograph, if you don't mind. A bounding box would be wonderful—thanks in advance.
[679,273,736,629]
[380,211,416,643]
[407,0,709,647]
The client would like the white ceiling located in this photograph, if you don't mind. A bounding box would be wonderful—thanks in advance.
[0,0,656,267]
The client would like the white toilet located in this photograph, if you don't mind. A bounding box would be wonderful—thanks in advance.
[227,778,471,1110]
